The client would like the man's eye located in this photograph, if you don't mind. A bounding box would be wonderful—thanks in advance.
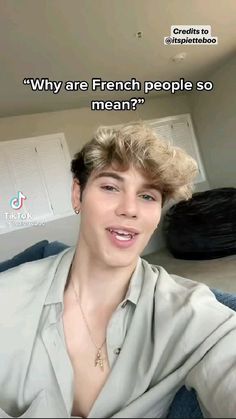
[101,185,118,192]
[140,194,155,201]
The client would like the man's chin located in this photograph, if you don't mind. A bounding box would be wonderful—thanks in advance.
[104,253,140,269]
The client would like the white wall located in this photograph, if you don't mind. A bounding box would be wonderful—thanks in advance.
[0,94,195,261]
[188,54,236,189]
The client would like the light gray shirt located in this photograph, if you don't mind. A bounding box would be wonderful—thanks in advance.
[0,247,236,418]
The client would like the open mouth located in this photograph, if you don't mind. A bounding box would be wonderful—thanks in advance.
[106,228,137,241]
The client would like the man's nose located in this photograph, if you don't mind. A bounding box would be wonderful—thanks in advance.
[115,194,138,218]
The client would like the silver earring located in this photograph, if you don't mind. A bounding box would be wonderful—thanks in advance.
[74,208,80,215]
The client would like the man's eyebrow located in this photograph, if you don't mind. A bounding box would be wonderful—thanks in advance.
[93,172,125,182]
[94,171,161,193]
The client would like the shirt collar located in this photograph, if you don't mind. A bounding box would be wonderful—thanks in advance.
[45,248,144,307]
[45,246,76,305]
[122,257,144,306]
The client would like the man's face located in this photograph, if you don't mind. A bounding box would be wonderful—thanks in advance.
[72,165,162,268]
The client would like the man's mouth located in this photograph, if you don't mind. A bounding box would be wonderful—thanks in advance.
[106,228,137,241]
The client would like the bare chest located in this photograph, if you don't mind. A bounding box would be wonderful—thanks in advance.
[62,306,111,418]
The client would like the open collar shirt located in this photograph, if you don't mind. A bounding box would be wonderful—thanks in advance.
[1,247,236,418]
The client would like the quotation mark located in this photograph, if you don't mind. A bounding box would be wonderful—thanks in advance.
[130,97,145,110]
[23,78,32,85]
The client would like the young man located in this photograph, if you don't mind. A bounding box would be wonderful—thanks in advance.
[0,123,236,418]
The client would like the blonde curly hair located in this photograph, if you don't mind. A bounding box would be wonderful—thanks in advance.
[71,123,199,206]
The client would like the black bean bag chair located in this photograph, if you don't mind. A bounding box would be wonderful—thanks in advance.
[163,187,236,260]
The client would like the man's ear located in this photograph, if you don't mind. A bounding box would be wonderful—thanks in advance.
[71,178,81,212]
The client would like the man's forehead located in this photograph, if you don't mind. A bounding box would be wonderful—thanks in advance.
[91,165,147,180]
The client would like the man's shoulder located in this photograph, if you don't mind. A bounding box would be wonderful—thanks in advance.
[0,247,74,325]
[140,258,236,341]
[0,247,71,290]
[141,257,203,292]
[141,257,219,309]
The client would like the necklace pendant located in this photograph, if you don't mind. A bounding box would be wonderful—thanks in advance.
[95,349,104,371]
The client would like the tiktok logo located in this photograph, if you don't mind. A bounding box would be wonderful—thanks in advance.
[10,191,27,210]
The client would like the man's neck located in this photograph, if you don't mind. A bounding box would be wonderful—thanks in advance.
[67,244,138,311]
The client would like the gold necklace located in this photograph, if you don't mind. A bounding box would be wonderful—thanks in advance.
[71,280,106,371]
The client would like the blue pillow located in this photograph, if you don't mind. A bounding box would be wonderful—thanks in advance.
[167,387,202,418]
[43,241,69,258]
[212,288,236,311]
[0,240,49,272]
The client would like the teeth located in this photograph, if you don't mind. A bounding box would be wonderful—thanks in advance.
[114,229,130,236]
[109,228,135,237]
[115,235,131,241]
[108,228,134,240]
